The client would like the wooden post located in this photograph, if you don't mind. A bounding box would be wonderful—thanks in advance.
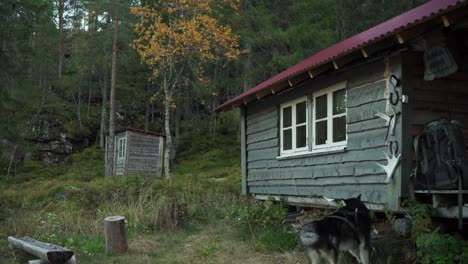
[8,236,74,264]
[104,216,128,254]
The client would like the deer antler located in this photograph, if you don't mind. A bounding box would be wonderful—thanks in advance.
[375,151,401,183]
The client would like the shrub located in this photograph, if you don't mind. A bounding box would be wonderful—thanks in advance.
[228,199,298,252]
[416,231,468,264]
[405,200,468,264]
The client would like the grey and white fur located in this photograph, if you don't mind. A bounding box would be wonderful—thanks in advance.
[297,195,371,264]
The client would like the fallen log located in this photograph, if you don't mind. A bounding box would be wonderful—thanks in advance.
[8,236,74,264]
[28,255,76,264]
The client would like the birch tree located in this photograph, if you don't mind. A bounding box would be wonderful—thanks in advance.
[131,0,244,178]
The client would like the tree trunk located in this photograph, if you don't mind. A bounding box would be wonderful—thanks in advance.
[6,145,17,179]
[58,0,64,79]
[144,82,150,132]
[77,77,83,130]
[104,216,128,254]
[163,77,172,178]
[99,76,107,148]
[87,73,92,119]
[106,16,119,176]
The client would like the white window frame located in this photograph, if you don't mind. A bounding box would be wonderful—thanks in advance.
[117,137,126,160]
[312,82,347,151]
[280,96,308,156]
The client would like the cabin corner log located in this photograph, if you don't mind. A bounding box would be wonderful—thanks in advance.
[104,216,128,254]
[8,236,74,264]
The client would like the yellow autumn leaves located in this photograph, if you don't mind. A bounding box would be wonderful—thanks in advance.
[131,0,245,77]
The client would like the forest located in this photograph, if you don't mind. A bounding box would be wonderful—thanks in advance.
[2,0,467,263]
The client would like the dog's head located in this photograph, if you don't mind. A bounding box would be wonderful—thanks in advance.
[342,194,369,212]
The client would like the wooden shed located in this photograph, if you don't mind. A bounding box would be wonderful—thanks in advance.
[216,0,468,219]
[105,128,164,177]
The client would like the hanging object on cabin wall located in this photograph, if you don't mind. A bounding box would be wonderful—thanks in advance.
[412,30,458,80]
[376,149,401,183]
[375,104,401,183]
[375,106,399,142]
[388,75,400,105]
[424,45,458,80]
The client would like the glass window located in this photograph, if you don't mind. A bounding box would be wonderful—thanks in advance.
[280,97,308,154]
[313,84,347,149]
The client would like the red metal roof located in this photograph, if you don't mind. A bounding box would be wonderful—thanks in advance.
[216,0,466,111]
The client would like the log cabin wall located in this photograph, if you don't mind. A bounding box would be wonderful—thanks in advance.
[244,56,404,211]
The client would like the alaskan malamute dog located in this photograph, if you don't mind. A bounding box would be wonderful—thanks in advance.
[297,195,371,264]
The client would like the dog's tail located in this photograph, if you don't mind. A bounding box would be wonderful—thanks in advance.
[299,222,319,246]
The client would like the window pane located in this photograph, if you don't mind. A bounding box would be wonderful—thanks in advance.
[283,106,292,127]
[296,101,307,124]
[315,94,327,119]
[333,89,346,115]
[315,121,327,145]
[296,125,307,148]
[283,129,292,150]
[333,116,346,142]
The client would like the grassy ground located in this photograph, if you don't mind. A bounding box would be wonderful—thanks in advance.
[1,123,465,263]
[0,129,306,264]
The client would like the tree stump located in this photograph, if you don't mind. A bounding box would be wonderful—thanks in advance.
[104,216,128,254]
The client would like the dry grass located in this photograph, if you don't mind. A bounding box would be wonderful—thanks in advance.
[74,220,307,264]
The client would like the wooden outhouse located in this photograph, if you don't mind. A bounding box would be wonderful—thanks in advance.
[105,129,164,177]
[216,0,468,218]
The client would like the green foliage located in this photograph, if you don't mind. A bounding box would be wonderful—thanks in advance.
[61,146,104,180]
[416,231,468,264]
[228,199,298,252]
[403,200,468,264]
[404,200,432,238]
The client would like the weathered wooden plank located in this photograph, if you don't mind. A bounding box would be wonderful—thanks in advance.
[128,143,159,148]
[347,117,387,133]
[247,146,387,168]
[413,101,468,114]
[128,151,160,156]
[413,79,468,95]
[347,79,386,108]
[247,138,277,151]
[248,161,386,181]
[246,106,277,124]
[247,116,277,135]
[248,174,388,186]
[345,58,386,88]
[246,127,277,145]
[347,127,387,151]
[241,106,248,195]
[8,237,74,264]
[128,133,163,142]
[347,100,387,124]
[247,147,277,162]
[411,110,450,125]
[248,184,387,203]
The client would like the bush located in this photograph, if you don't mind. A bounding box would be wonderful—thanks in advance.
[405,200,468,264]
[228,199,298,252]
[416,231,468,264]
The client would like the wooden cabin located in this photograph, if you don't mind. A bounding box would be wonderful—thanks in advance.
[105,129,164,177]
[216,0,468,219]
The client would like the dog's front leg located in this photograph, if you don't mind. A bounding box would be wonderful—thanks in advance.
[359,243,370,264]
[306,249,321,264]
[348,247,362,263]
